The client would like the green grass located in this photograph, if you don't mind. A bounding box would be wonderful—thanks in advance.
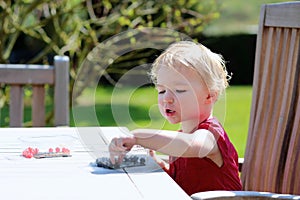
[0,85,251,157]
[205,0,298,35]
[222,86,252,157]
[71,85,252,157]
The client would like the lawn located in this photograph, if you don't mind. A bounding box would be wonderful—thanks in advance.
[0,83,252,157]
[0,85,252,157]
[204,0,298,35]
[220,86,252,157]
[72,85,252,157]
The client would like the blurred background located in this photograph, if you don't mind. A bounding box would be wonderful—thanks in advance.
[0,0,298,156]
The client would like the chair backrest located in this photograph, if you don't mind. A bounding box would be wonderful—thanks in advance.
[241,2,300,195]
[0,56,69,127]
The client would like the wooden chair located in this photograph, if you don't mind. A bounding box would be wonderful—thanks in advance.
[191,2,300,199]
[0,56,69,127]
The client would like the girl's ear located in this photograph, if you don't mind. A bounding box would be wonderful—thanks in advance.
[205,91,218,104]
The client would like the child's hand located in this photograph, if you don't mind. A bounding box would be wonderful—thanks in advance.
[149,150,169,172]
[149,149,158,160]
[108,136,136,164]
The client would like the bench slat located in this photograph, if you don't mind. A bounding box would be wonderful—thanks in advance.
[9,85,24,127]
[0,65,54,85]
[32,85,45,127]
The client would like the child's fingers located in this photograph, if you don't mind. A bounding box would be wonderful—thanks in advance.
[109,152,117,164]
[108,138,129,164]
[149,149,156,157]
[110,138,127,151]
[118,153,125,164]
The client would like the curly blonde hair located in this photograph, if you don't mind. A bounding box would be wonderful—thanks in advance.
[150,41,231,96]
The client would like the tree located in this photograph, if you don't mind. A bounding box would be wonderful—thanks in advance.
[0,0,221,125]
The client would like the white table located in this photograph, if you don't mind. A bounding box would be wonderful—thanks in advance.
[0,127,191,200]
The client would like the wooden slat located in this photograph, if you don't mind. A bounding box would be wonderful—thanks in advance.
[0,65,54,84]
[241,4,267,189]
[32,85,45,126]
[248,4,267,123]
[282,89,300,195]
[281,31,300,195]
[265,2,300,28]
[9,85,23,127]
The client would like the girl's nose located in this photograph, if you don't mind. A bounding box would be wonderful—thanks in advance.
[163,91,174,104]
[163,98,174,103]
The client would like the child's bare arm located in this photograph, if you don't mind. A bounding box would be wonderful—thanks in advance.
[131,129,218,158]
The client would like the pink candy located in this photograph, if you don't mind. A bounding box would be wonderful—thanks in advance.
[55,147,60,153]
[22,147,39,158]
[62,147,70,153]
[22,147,70,158]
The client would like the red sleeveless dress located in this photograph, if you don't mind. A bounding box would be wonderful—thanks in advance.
[166,117,242,195]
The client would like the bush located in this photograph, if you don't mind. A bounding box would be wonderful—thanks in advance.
[0,0,221,125]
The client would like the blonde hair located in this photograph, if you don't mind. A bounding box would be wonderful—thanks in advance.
[150,41,231,95]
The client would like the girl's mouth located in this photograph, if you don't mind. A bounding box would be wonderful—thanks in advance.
[165,108,176,116]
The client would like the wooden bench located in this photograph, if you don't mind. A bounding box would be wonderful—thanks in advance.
[0,56,69,127]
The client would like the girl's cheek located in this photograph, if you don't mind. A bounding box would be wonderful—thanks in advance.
[157,96,163,105]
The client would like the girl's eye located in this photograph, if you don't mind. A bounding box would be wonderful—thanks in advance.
[158,90,165,94]
[176,90,186,93]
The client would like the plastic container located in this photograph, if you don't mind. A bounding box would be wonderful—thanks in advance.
[19,135,78,158]
[96,145,149,169]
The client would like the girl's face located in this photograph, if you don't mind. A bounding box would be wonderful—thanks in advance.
[156,65,214,130]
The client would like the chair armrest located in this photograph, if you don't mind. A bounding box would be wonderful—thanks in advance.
[191,190,300,200]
